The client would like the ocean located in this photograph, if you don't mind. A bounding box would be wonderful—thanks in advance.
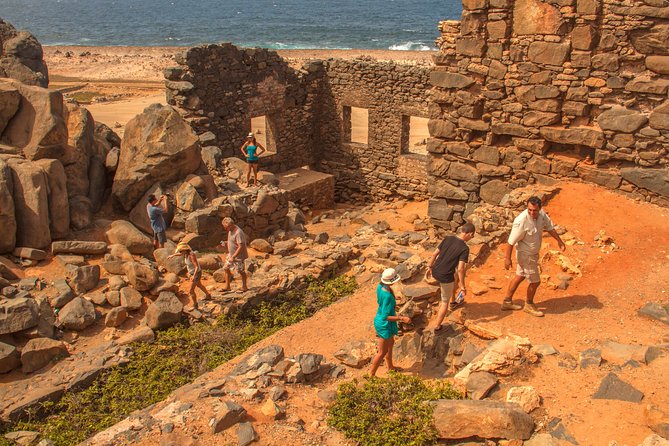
[0,0,462,50]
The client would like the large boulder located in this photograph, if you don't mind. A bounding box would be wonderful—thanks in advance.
[87,154,106,213]
[61,102,94,197]
[1,80,66,160]
[7,159,51,249]
[145,291,183,330]
[58,296,96,330]
[123,262,159,291]
[0,82,21,134]
[0,341,21,373]
[34,159,70,239]
[20,338,69,373]
[0,296,39,335]
[0,20,49,86]
[112,104,201,211]
[105,220,153,256]
[153,247,186,275]
[128,182,172,234]
[432,400,534,440]
[66,265,100,294]
[69,195,93,230]
[0,159,16,253]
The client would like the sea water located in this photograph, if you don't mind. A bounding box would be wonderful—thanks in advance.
[0,0,462,50]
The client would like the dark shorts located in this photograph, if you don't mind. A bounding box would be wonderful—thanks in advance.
[247,159,259,165]
[192,270,202,282]
[153,231,167,244]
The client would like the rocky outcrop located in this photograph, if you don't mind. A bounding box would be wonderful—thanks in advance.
[0,19,49,87]
[34,158,70,239]
[20,338,69,373]
[1,79,66,160]
[7,159,51,249]
[62,102,94,197]
[432,400,534,440]
[0,158,16,253]
[112,104,201,211]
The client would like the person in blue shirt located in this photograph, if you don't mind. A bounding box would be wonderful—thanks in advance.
[370,268,411,377]
[240,132,266,187]
[146,194,168,249]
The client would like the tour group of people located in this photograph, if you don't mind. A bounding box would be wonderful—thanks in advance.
[370,196,566,376]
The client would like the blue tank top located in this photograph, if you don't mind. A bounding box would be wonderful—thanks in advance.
[246,145,258,161]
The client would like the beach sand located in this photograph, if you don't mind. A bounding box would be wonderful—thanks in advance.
[44,45,434,142]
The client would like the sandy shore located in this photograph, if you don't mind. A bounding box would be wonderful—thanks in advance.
[44,45,435,136]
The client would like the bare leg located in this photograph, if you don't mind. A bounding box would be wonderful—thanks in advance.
[385,336,396,370]
[188,279,198,308]
[252,164,259,186]
[221,269,232,291]
[526,282,540,304]
[240,271,248,291]
[246,165,252,185]
[504,275,525,301]
[370,337,390,377]
[195,280,211,299]
[432,302,449,329]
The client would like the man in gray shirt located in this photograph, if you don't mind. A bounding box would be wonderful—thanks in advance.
[146,194,168,249]
[220,217,248,292]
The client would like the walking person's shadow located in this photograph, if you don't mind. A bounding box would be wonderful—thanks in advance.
[465,294,603,322]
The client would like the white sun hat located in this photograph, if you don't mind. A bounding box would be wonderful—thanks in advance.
[381,268,401,285]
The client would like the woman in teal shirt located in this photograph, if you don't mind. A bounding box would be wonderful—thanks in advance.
[240,132,266,187]
[370,268,411,377]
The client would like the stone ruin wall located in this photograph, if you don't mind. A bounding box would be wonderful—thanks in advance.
[165,45,431,203]
[427,0,669,230]
[318,59,431,202]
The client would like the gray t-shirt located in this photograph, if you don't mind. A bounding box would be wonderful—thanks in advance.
[146,204,166,233]
[227,226,248,260]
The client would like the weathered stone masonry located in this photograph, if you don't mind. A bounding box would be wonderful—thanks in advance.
[427,0,669,230]
[165,45,431,202]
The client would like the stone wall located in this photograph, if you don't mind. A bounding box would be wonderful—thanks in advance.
[164,44,323,174]
[428,0,669,229]
[165,46,432,203]
[317,59,431,202]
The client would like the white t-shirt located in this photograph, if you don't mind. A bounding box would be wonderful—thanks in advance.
[507,209,555,255]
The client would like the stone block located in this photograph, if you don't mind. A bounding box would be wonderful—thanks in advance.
[646,56,669,74]
[576,165,622,189]
[428,199,454,221]
[572,25,596,50]
[480,180,511,205]
[428,119,457,138]
[432,400,534,440]
[539,126,605,148]
[430,71,475,89]
[591,53,619,71]
[522,111,560,127]
[621,168,669,197]
[513,137,549,154]
[528,42,570,66]
[626,78,669,95]
[513,0,564,35]
[457,37,486,57]
[597,106,647,133]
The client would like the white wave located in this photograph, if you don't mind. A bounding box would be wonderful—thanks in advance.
[388,42,435,51]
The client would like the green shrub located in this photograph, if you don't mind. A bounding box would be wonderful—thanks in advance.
[6,275,357,446]
[328,372,463,446]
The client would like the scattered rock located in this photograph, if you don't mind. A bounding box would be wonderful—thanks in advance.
[506,386,541,413]
[3,431,41,446]
[145,291,183,330]
[260,399,285,419]
[20,337,69,373]
[123,262,159,292]
[58,297,96,331]
[592,372,644,403]
[51,241,107,255]
[532,344,559,356]
[117,325,155,345]
[212,401,246,433]
[231,345,284,376]
[120,287,143,311]
[0,297,39,335]
[105,220,153,256]
[645,404,669,440]
[0,341,21,373]
[432,399,534,440]
[249,239,273,254]
[236,422,257,446]
[601,341,651,365]
[639,302,669,325]
[66,265,100,294]
[579,348,602,368]
[334,341,376,368]
[105,307,128,327]
[466,371,498,400]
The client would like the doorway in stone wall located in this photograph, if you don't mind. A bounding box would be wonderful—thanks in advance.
[250,115,277,154]
[401,115,429,156]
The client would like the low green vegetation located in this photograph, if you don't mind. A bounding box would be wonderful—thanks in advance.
[328,372,463,446]
[4,275,357,446]
[66,91,104,103]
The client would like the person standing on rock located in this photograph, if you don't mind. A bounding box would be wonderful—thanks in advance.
[146,194,168,249]
[241,133,266,187]
[502,196,566,317]
[168,242,211,310]
[370,268,411,377]
[220,217,249,292]
[427,222,476,331]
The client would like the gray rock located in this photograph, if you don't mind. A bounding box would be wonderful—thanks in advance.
[145,291,182,330]
[123,262,159,292]
[638,302,669,325]
[58,297,96,331]
[0,297,39,335]
[20,337,69,373]
[12,247,46,261]
[597,106,648,133]
[120,287,143,311]
[466,371,498,400]
[269,386,286,401]
[236,422,257,446]
[334,341,375,368]
[55,255,85,267]
[592,372,644,402]
[153,248,186,275]
[105,220,153,256]
[232,345,284,375]
[579,348,602,369]
[212,401,246,433]
[294,353,323,375]
[105,307,128,327]
[533,344,559,356]
[273,240,297,256]
[51,241,107,255]
[3,431,41,446]
[66,265,100,294]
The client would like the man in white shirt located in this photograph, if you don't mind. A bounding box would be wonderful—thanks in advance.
[502,196,565,317]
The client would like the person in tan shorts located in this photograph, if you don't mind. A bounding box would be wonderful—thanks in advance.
[502,196,566,317]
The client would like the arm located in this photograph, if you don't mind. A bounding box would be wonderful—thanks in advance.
[427,248,440,275]
[548,229,566,251]
[240,142,248,157]
[256,143,267,156]
[456,260,467,295]
[160,195,168,213]
[504,243,514,270]
[379,288,411,324]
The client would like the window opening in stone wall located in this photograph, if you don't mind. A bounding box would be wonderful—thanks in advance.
[343,106,369,144]
[250,115,276,154]
[401,115,429,156]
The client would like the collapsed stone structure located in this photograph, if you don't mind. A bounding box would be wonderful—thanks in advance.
[165,44,432,202]
[427,0,669,229]
[0,19,48,87]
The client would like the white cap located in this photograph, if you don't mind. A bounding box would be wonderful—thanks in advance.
[381,268,401,285]
[247,132,254,138]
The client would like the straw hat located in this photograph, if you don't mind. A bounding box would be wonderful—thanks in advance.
[381,268,401,285]
[247,132,254,138]
[175,242,191,254]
